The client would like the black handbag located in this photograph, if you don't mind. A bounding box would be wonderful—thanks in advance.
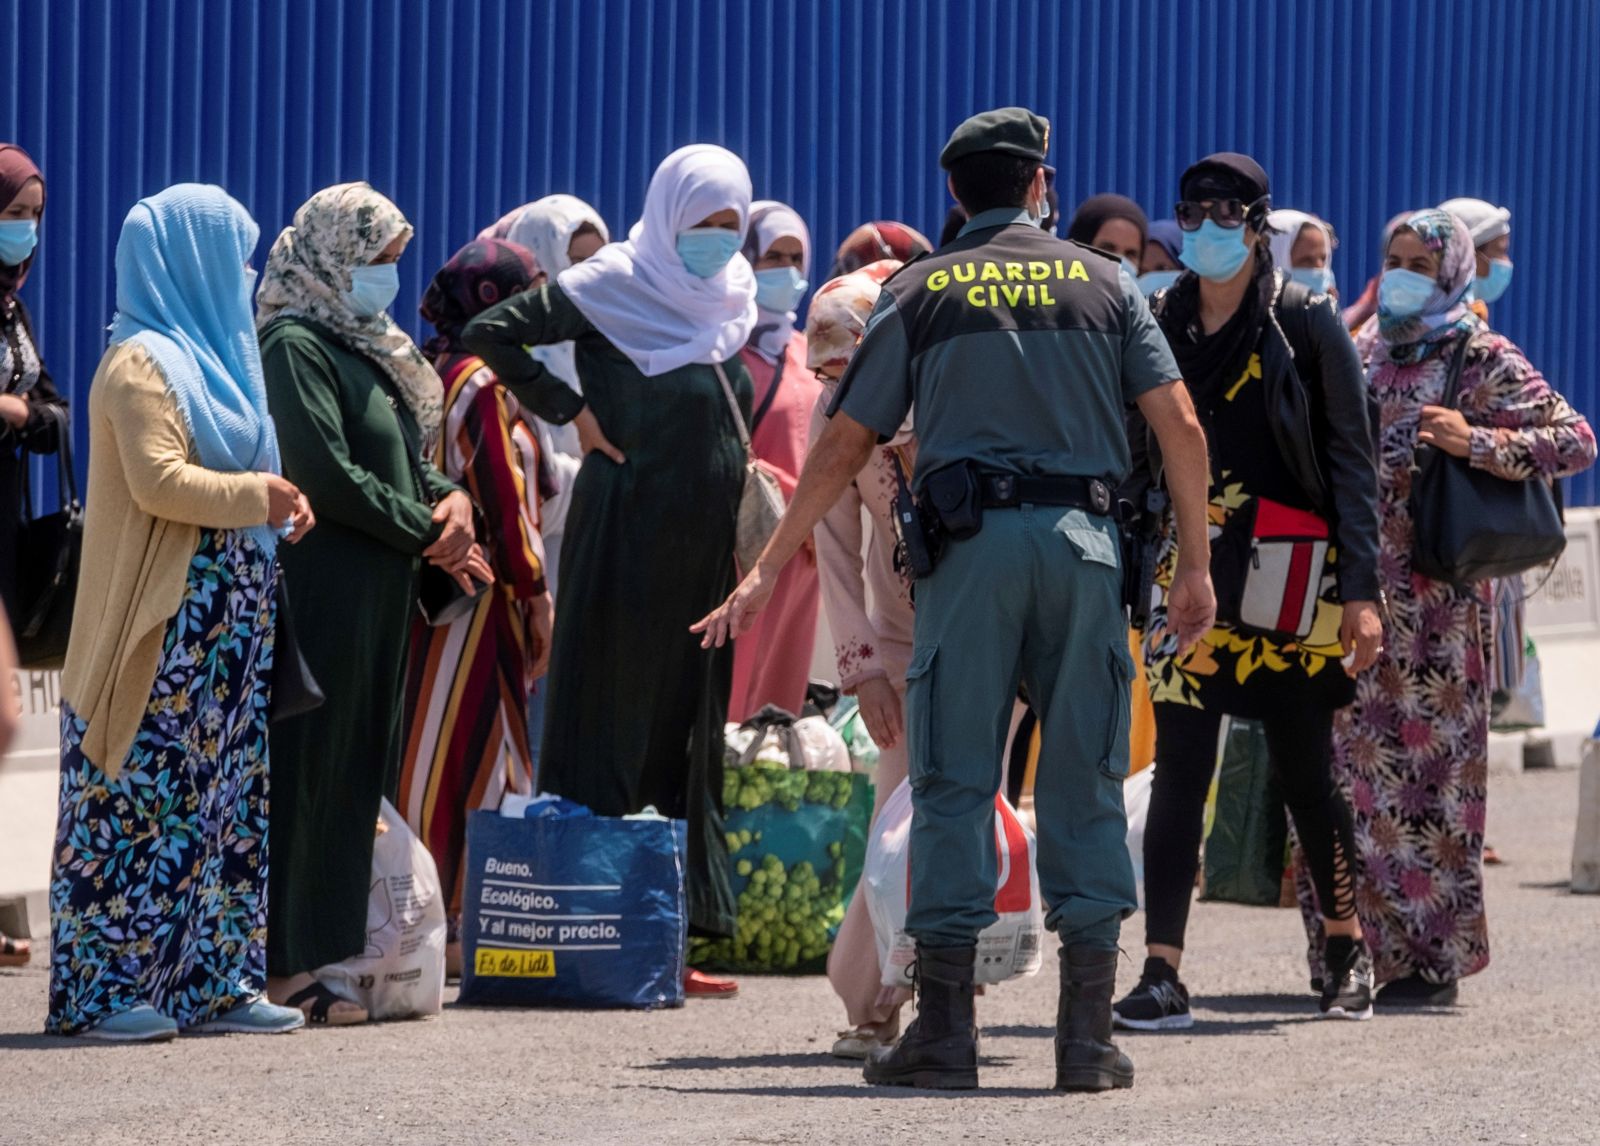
[1409,336,1566,587]
[392,396,488,627]
[269,573,324,723]
[15,406,82,670]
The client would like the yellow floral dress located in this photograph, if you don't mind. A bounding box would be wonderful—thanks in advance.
[1142,352,1356,717]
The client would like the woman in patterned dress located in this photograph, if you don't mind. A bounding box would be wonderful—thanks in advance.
[49,184,314,1041]
[1300,208,1594,1006]
[401,239,553,977]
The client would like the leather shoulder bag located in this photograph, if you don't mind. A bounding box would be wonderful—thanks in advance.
[15,405,82,669]
[714,362,786,575]
[1409,335,1565,587]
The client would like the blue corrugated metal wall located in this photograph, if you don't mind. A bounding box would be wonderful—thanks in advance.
[5,0,1598,502]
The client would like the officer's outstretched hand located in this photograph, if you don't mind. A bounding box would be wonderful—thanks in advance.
[1168,564,1218,659]
[692,562,779,649]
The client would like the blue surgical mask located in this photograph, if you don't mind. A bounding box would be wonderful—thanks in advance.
[1137,270,1182,298]
[346,262,400,317]
[1377,268,1437,318]
[1474,257,1513,304]
[0,219,38,266]
[1120,256,1139,280]
[676,228,741,278]
[1289,265,1336,294]
[754,266,808,312]
[1179,220,1251,281]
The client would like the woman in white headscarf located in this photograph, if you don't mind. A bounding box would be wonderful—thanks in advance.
[478,195,610,595]
[1266,208,1339,296]
[465,145,757,998]
[726,200,822,720]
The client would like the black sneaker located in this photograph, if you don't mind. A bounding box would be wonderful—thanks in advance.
[1112,958,1193,1031]
[1375,973,1459,1008]
[1319,938,1374,1021]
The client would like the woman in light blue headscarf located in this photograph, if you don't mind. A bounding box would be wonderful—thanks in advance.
[48,184,314,1043]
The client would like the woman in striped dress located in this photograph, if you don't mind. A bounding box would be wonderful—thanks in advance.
[400,239,553,975]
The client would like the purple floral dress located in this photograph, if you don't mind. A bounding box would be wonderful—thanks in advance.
[1298,326,1595,987]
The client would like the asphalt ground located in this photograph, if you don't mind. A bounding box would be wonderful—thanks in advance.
[0,766,1594,1145]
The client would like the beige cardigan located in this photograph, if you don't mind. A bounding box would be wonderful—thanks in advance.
[60,343,270,777]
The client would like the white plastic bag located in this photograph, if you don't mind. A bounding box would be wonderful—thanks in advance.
[1123,766,1154,910]
[315,798,447,1020]
[864,779,1044,988]
[789,714,851,772]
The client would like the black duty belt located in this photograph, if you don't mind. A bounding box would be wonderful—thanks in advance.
[978,472,1115,516]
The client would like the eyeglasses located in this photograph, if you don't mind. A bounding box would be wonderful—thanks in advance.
[1175,195,1269,231]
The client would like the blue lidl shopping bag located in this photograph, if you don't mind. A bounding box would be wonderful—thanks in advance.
[457,811,688,1009]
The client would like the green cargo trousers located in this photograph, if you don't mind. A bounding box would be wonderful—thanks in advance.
[904,503,1137,950]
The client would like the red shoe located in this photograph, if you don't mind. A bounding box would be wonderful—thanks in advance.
[684,968,740,999]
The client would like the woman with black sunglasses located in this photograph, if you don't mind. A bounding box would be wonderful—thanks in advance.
[1118,153,1384,1028]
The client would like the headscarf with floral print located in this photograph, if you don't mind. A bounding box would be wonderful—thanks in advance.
[419,238,538,361]
[805,259,913,447]
[1377,208,1482,365]
[256,182,443,438]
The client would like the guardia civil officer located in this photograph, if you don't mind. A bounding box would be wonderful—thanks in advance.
[694,108,1216,1092]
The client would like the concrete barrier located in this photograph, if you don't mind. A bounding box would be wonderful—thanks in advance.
[1574,740,1600,894]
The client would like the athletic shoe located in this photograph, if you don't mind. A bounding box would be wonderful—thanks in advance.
[1319,939,1374,1021]
[188,997,306,1035]
[1112,957,1193,1031]
[1375,974,1459,1008]
[79,1006,179,1043]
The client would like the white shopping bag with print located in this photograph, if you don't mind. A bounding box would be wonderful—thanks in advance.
[315,798,447,1020]
[863,779,1044,988]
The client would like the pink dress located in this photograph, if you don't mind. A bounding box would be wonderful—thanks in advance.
[728,334,823,720]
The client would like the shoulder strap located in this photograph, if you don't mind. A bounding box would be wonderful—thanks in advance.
[1441,334,1472,409]
[1274,277,1317,362]
[750,351,785,433]
[714,362,753,457]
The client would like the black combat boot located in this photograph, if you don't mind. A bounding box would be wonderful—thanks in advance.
[863,945,978,1090]
[1055,945,1135,1092]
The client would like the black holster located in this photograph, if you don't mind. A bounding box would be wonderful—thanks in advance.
[1120,488,1168,630]
[891,453,943,580]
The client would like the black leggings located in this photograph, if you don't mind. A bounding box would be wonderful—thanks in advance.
[1144,704,1357,951]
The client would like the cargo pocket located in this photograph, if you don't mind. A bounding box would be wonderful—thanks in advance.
[904,644,939,791]
[1099,643,1133,779]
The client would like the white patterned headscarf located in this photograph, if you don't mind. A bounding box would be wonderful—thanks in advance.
[256,182,442,439]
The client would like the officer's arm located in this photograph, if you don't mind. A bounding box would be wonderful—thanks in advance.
[1135,380,1217,652]
[692,413,878,648]
[695,295,911,648]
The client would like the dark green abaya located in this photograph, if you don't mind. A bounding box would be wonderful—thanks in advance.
[465,285,745,937]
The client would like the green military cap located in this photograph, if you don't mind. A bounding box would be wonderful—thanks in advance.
[939,106,1051,170]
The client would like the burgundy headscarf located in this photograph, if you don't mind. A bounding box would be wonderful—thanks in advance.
[829,220,932,280]
[419,238,538,360]
[0,144,44,304]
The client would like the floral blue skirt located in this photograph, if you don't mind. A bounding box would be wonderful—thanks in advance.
[47,529,277,1034]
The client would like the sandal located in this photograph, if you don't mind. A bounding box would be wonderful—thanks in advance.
[283,981,368,1027]
[0,934,29,968]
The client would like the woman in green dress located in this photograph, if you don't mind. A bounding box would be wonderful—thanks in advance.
[256,183,491,1024]
[465,145,757,997]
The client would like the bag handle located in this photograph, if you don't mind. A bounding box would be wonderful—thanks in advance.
[713,362,753,459]
[750,352,785,434]
[18,405,77,520]
[1439,333,1472,411]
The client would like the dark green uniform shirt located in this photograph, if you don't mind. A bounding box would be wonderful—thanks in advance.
[830,208,1180,483]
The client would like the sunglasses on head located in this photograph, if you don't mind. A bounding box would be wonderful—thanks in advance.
[1175,195,1269,231]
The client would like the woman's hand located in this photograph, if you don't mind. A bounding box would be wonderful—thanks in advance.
[285,489,316,543]
[854,676,903,750]
[265,474,304,530]
[1418,406,1472,458]
[1168,561,1218,658]
[439,542,495,595]
[0,393,27,429]
[1339,599,1384,678]
[526,591,554,680]
[423,490,475,566]
[574,407,626,465]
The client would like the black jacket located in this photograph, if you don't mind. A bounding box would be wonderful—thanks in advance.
[1,297,67,616]
[1133,272,1382,603]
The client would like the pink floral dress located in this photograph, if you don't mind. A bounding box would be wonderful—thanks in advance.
[1298,326,1595,986]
